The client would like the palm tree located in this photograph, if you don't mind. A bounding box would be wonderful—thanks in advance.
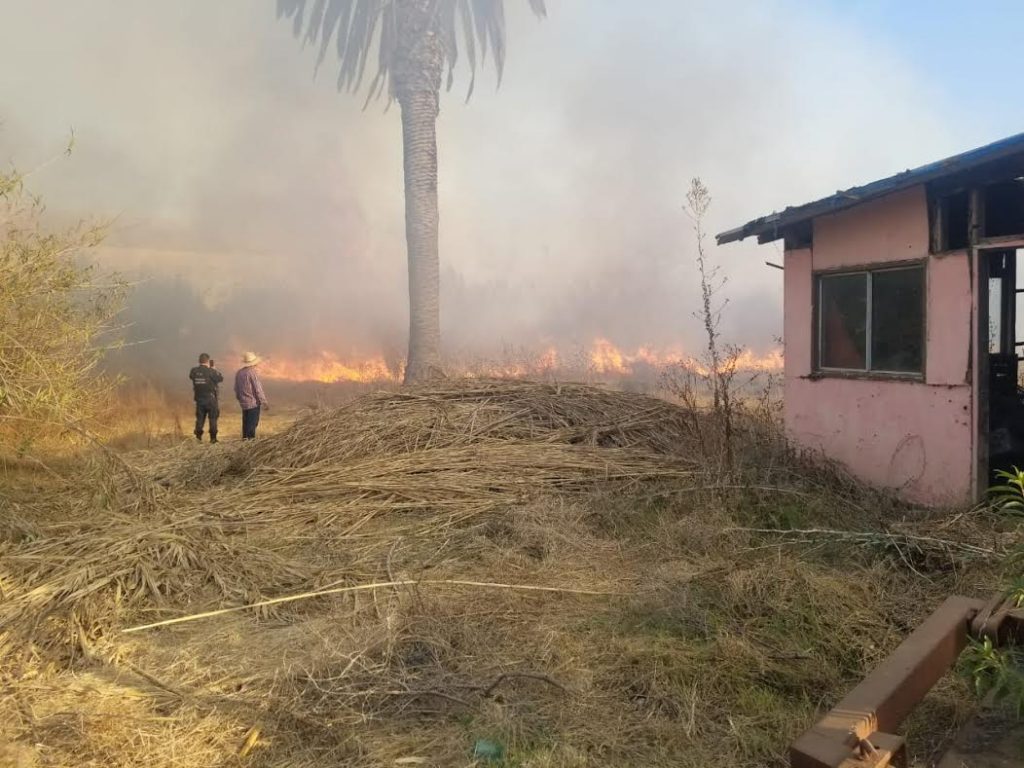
[276,0,546,383]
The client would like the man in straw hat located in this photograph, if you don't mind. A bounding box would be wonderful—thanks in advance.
[234,351,269,440]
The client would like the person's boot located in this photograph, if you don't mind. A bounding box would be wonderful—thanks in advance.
[210,434,218,444]
[195,433,202,442]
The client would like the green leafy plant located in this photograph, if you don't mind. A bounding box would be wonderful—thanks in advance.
[988,467,1024,516]
[987,467,1024,591]
[961,636,1024,716]
[1006,574,1024,609]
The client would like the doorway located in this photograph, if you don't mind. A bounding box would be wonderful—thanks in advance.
[981,249,1024,484]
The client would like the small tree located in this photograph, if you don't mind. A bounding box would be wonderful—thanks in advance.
[0,157,126,454]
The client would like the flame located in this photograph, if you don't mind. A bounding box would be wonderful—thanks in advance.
[589,338,630,374]
[730,347,785,372]
[538,346,560,371]
[587,337,782,377]
[259,351,399,384]
[257,339,783,384]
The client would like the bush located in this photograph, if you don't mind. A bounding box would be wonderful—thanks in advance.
[0,159,126,453]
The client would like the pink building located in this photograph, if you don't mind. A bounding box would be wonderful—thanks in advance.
[718,134,1024,506]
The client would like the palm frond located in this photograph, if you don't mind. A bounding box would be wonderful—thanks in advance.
[456,0,477,98]
[440,0,458,91]
[276,0,307,33]
[365,2,397,107]
[303,0,328,47]
[278,0,545,102]
[315,0,351,73]
[341,1,383,92]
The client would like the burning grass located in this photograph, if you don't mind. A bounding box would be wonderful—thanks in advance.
[0,379,1010,766]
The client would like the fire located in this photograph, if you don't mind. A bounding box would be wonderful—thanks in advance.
[537,346,560,371]
[258,339,784,384]
[731,347,784,372]
[589,337,630,374]
[587,337,782,377]
[259,351,399,384]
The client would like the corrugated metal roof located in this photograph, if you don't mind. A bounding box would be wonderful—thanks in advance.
[716,132,1024,246]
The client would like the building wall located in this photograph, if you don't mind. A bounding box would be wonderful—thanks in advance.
[783,185,974,505]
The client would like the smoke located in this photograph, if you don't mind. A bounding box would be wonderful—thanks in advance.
[0,0,984,381]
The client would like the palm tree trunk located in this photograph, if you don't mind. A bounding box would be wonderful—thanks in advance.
[395,0,444,384]
[399,88,442,383]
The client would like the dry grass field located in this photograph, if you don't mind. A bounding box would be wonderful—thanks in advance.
[0,379,1015,767]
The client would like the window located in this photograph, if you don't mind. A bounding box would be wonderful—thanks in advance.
[820,273,867,368]
[817,265,925,374]
[931,189,969,252]
[985,180,1024,238]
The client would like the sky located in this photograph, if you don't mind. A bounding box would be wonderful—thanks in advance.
[1,0,1022,378]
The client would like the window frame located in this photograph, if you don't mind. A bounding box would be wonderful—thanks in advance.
[814,260,927,380]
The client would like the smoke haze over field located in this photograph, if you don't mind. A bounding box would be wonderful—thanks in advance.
[2,1,1022,381]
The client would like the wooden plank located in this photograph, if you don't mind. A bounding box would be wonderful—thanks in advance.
[977,235,1024,250]
[791,596,983,768]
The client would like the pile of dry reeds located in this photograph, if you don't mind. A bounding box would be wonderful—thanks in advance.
[247,379,701,463]
[150,379,701,482]
[1,381,698,653]
[135,380,701,531]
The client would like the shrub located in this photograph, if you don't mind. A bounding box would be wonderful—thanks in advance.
[0,157,126,453]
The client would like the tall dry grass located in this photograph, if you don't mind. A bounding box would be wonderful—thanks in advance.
[0,156,126,461]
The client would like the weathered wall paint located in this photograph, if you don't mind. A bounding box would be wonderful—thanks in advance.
[784,184,974,505]
[784,247,813,379]
[813,186,929,270]
[785,379,972,504]
[927,252,972,386]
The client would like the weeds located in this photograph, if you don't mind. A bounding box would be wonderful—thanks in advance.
[663,178,783,477]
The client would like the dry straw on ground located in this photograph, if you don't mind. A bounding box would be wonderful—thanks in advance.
[0,379,1009,766]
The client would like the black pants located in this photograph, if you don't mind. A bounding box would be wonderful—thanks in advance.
[242,406,261,440]
[195,399,219,441]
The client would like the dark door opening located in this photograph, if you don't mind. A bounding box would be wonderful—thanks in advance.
[985,249,1024,482]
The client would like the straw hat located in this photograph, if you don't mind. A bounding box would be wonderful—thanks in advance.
[241,351,262,366]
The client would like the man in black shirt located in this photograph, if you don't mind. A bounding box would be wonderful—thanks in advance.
[189,353,223,443]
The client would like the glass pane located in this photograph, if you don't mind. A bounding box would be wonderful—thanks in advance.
[872,268,924,373]
[820,273,867,369]
[990,277,1003,354]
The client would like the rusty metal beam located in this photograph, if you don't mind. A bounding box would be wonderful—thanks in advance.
[790,596,984,768]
